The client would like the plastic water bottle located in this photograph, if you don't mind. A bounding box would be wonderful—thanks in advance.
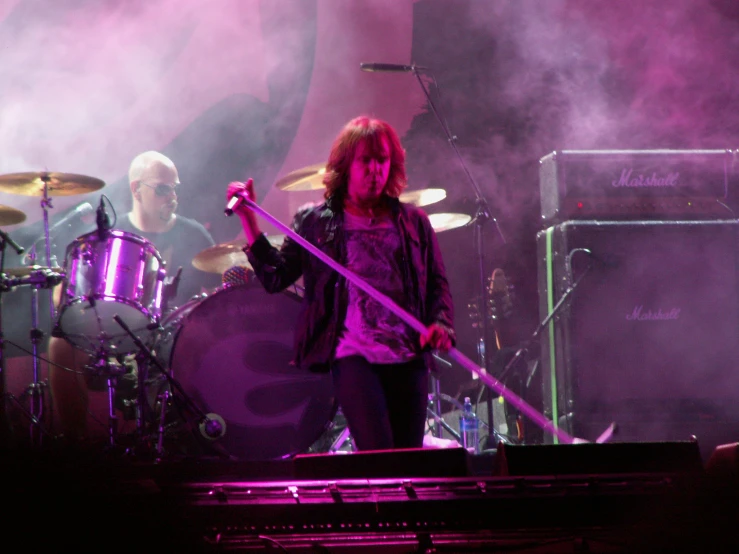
[459,397,479,453]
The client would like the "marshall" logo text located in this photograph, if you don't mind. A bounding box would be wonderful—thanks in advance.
[611,168,680,188]
[626,306,681,321]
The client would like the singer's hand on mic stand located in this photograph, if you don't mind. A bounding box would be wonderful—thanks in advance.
[225,179,262,245]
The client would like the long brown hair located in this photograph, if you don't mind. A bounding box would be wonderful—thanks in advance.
[322,116,407,200]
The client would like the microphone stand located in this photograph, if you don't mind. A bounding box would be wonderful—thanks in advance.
[410,67,506,445]
[495,261,593,440]
[236,196,580,445]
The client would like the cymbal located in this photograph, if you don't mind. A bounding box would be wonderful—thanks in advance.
[0,172,105,196]
[399,188,446,207]
[274,163,327,191]
[0,205,27,226]
[428,213,471,233]
[3,265,63,277]
[192,235,285,274]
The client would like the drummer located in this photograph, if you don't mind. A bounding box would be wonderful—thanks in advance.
[48,150,220,442]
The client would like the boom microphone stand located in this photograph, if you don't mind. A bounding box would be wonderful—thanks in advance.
[408,65,506,445]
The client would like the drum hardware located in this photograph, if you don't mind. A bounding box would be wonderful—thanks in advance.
[112,313,229,460]
[0,170,105,330]
[0,265,66,447]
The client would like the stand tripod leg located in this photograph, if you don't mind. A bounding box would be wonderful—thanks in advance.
[430,374,443,439]
[106,377,118,447]
[156,389,170,459]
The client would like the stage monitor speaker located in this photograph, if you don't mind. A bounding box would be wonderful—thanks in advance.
[294,447,471,479]
[536,220,739,455]
[495,440,704,476]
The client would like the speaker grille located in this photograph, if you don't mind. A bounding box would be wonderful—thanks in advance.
[538,220,739,450]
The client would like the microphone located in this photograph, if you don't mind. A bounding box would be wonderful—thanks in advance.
[23,202,93,261]
[360,62,427,73]
[199,413,226,440]
[46,202,94,237]
[162,266,183,312]
[96,196,111,239]
[222,265,252,287]
[224,192,245,216]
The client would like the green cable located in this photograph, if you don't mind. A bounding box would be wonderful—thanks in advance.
[545,227,559,444]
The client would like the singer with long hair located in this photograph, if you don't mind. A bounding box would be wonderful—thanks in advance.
[226,115,455,451]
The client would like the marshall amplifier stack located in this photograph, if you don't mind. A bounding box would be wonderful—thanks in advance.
[536,150,739,456]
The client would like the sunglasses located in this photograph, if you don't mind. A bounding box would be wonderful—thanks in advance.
[140,182,179,197]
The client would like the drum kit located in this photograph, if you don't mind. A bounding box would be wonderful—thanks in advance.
[0,163,472,460]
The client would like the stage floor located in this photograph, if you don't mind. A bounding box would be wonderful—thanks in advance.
[2,441,738,553]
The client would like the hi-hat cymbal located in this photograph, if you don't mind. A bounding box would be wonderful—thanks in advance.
[0,172,105,196]
[192,235,285,274]
[274,163,327,192]
[399,188,446,207]
[428,213,471,233]
[0,205,27,226]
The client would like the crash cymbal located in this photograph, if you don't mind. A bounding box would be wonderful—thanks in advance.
[192,235,285,274]
[398,188,446,207]
[0,172,105,196]
[3,265,63,277]
[274,163,327,191]
[0,205,27,226]
[428,213,471,233]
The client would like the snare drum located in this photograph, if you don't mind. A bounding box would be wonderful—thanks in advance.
[57,230,165,354]
[157,283,335,461]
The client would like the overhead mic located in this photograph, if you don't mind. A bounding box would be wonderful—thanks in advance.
[360,62,427,73]
[47,202,94,236]
[96,196,111,239]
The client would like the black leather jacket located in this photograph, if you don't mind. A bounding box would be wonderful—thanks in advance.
[246,195,455,373]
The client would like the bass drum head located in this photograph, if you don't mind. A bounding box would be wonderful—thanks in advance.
[169,284,335,461]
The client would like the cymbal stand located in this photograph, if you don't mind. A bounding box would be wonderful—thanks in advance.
[38,173,57,323]
[410,66,506,447]
[0,228,26,446]
[1,267,64,447]
[84,340,128,450]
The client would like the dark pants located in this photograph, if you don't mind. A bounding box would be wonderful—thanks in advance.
[331,355,429,451]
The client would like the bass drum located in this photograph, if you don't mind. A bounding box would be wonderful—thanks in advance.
[164,283,336,461]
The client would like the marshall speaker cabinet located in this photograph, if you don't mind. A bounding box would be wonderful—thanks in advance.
[537,220,739,454]
[539,149,736,222]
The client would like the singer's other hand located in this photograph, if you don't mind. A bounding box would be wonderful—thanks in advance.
[420,322,453,352]
[226,179,262,244]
